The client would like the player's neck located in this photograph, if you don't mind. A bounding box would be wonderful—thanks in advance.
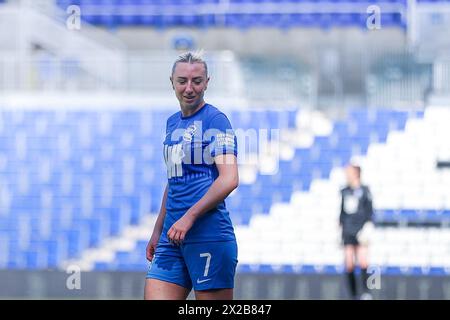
[350,181,361,189]
[181,101,206,118]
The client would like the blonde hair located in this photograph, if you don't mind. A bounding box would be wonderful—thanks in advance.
[171,50,208,77]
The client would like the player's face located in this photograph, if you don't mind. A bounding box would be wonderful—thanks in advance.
[346,166,360,185]
[171,62,209,111]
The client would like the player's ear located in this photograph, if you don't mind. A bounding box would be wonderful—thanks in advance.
[170,77,174,90]
[205,76,210,90]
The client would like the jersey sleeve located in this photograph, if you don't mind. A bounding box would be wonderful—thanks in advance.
[208,113,238,158]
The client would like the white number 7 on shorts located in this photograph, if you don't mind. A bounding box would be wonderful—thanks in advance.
[200,252,212,277]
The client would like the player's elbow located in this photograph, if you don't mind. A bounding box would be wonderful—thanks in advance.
[219,170,239,193]
[225,173,239,192]
[230,174,239,191]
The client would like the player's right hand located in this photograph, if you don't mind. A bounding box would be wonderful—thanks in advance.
[146,234,159,262]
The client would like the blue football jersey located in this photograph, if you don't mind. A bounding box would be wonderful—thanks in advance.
[159,103,237,244]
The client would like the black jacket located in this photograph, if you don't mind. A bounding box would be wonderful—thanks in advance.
[340,185,374,236]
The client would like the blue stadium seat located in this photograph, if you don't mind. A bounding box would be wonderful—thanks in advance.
[313,136,331,151]
[333,121,349,138]
[354,123,371,138]
[351,136,370,154]
[392,111,408,130]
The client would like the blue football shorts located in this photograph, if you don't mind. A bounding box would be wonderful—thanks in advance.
[146,240,238,291]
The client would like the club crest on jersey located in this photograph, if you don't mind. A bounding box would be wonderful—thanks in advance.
[183,124,197,142]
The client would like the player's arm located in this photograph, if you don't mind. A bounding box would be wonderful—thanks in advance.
[364,187,374,223]
[339,191,345,226]
[146,184,168,261]
[167,154,238,245]
[186,153,238,218]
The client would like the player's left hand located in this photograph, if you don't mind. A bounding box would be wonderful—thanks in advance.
[167,214,195,246]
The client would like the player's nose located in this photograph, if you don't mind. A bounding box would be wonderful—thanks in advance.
[184,81,194,93]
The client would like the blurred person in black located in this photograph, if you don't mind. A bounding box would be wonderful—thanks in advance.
[339,164,374,300]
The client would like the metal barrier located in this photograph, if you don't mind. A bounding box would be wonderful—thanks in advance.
[434,59,450,94]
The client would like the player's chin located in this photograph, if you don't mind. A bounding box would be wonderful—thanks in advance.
[182,102,198,110]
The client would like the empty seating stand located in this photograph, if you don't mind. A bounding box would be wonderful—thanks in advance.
[1,107,444,272]
[0,108,297,270]
[55,0,407,29]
